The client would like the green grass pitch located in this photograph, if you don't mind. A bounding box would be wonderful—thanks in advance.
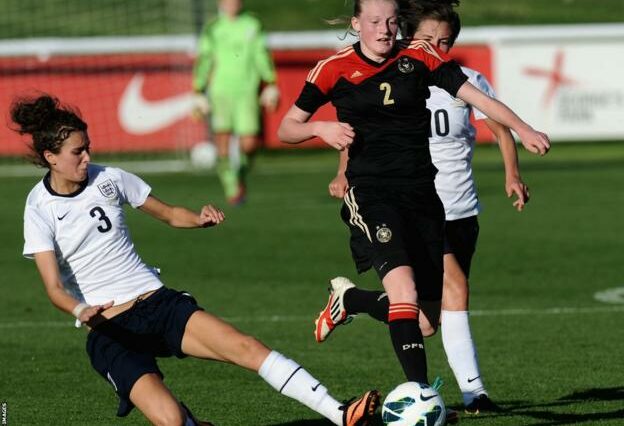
[1,0,622,37]
[1,142,623,425]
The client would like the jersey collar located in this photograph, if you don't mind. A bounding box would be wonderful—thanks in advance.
[43,171,89,198]
[353,41,400,68]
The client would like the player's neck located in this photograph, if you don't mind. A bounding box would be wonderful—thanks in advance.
[359,42,390,63]
[219,10,240,20]
[49,174,83,195]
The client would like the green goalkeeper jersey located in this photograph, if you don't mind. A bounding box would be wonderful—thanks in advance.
[193,11,276,95]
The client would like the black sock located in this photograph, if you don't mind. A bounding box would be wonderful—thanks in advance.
[344,288,390,323]
[389,318,428,384]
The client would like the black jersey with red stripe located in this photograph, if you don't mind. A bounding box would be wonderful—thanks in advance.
[295,40,468,187]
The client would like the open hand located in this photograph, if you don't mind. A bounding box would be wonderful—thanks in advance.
[506,177,530,211]
[80,301,114,325]
[260,84,280,112]
[191,93,211,120]
[199,204,225,227]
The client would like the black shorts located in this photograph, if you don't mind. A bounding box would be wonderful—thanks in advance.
[341,184,445,301]
[444,215,479,278]
[86,287,202,417]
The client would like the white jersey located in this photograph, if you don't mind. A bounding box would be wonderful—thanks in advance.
[23,164,163,306]
[427,66,495,220]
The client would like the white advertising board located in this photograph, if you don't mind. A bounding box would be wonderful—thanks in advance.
[494,38,624,141]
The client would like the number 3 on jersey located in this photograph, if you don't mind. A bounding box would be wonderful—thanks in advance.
[90,206,112,233]
[379,82,395,106]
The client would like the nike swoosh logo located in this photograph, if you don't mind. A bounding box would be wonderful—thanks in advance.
[119,74,195,134]
[468,376,480,383]
[57,212,69,220]
[420,393,436,402]
[311,383,321,392]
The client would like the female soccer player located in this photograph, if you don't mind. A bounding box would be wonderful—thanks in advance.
[324,0,549,414]
[278,0,550,398]
[13,94,378,426]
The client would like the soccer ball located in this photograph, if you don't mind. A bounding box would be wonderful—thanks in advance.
[382,382,446,426]
[190,141,217,169]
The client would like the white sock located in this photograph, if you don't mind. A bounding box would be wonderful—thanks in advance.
[259,351,343,425]
[441,310,487,405]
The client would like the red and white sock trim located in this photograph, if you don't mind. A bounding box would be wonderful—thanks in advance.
[388,302,419,321]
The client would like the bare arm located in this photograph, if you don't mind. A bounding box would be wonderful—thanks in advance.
[33,251,113,324]
[484,118,529,211]
[457,82,551,156]
[139,195,225,228]
[328,149,350,198]
[278,105,355,150]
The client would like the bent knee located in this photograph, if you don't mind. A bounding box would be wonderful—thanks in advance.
[386,285,418,304]
[421,322,438,337]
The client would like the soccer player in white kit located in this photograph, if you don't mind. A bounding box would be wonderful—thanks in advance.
[320,0,549,415]
[13,94,379,426]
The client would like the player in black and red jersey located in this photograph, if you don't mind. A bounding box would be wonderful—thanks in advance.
[278,0,550,392]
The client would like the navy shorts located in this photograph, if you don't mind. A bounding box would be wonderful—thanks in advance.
[444,215,479,278]
[341,184,445,301]
[86,287,202,417]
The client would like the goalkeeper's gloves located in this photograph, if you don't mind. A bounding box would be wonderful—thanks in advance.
[191,93,211,119]
[259,84,280,112]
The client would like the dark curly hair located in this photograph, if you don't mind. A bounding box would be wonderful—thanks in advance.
[398,0,461,44]
[10,94,87,167]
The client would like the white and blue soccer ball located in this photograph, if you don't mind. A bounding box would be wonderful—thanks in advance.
[382,382,446,426]
[190,141,217,170]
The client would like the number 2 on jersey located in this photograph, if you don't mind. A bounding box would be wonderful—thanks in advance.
[90,206,112,233]
[379,82,395,106]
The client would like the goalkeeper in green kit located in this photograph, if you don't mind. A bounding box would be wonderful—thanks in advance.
[192,0,279,205]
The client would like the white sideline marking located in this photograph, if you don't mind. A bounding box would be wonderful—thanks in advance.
[1,305,623,329]
[594,286,624,304]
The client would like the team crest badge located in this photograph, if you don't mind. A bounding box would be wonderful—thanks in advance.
[97,179,117,198]
[376,225,393,243]
[398,57,414,74]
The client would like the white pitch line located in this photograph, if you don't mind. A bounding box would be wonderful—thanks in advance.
[470,305,624,316]
[1,305,623,329]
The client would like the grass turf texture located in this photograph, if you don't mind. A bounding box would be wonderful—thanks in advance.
[1,142,623,425]
[0,0,622,37]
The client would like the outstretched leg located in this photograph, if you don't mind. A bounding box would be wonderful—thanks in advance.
[318,277,439,338]
[181,310,379,425]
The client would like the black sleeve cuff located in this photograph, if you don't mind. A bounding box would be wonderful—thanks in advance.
[432,61,469,97]
[294,82,329,114]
